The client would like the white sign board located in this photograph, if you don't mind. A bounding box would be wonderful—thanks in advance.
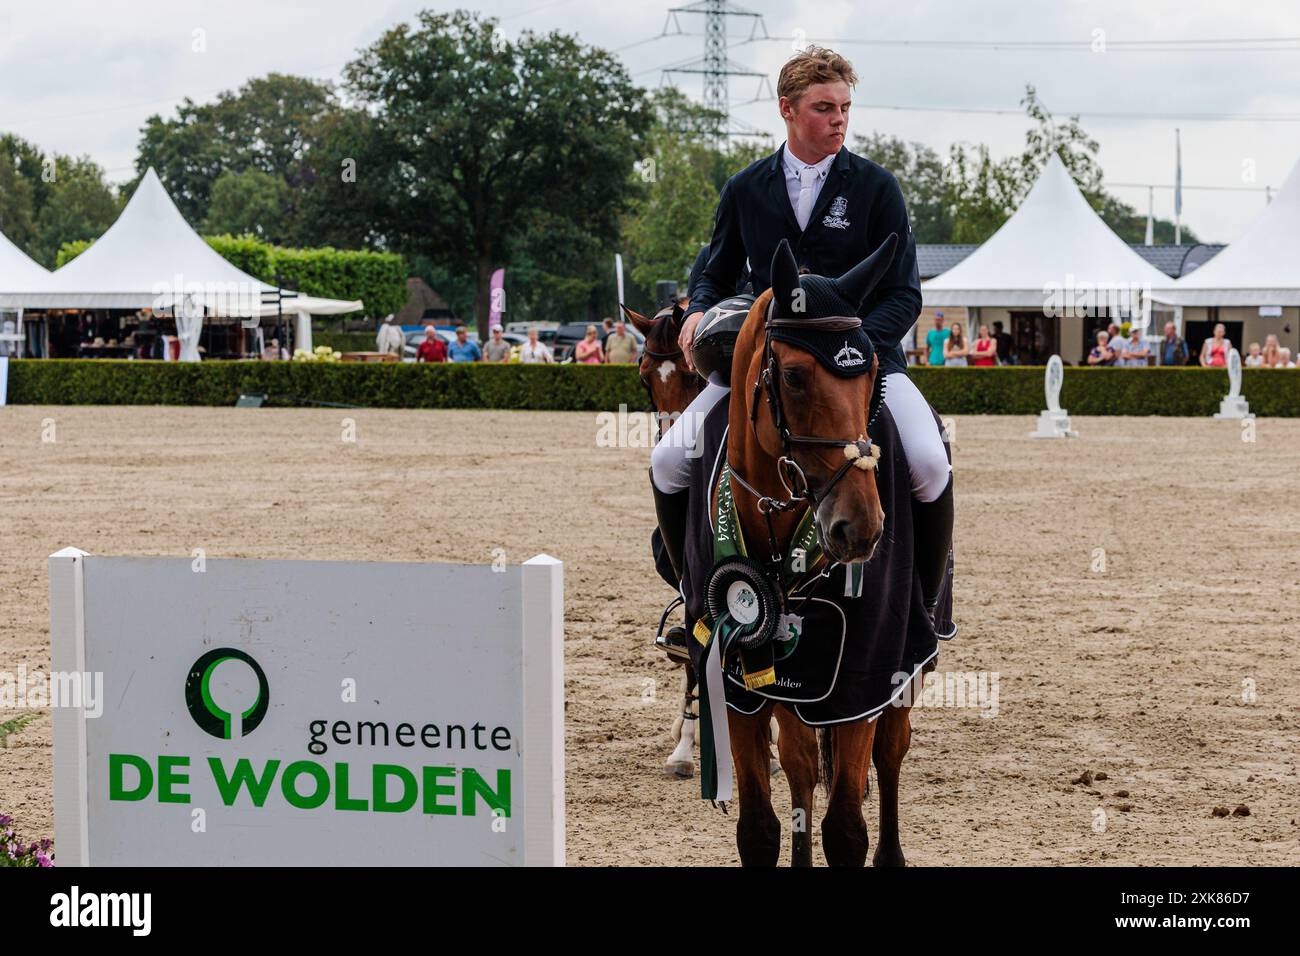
[50,549,564,866]
[0,355,8,406]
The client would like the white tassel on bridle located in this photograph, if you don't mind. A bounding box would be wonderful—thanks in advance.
[842,436,882,471]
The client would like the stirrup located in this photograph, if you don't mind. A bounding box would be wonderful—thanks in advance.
[654,596,691,664]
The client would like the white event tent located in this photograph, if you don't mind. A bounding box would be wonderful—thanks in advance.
[0,168,361,360]
[1152,157,1300,307]
[0,230,51,356]
[920,154,1178,364]
[923,154,1174,309]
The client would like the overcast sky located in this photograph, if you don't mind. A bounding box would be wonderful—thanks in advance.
[2,0,1298,244]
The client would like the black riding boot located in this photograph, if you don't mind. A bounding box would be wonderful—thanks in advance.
[651,468,690,584]
[911,474,954,622]
[651,469,692,659]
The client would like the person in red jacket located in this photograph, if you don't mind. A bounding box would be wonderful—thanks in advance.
[415,325,447,362]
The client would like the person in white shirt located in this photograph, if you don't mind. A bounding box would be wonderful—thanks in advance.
[518,326,553,364]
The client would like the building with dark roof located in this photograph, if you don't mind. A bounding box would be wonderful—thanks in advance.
[917,243,1225,281]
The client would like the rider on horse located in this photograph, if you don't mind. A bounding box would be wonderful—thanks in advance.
[651,46,955,647]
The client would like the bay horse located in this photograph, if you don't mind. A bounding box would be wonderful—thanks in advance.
[714,236,918,868]
[621,299,704,778]
[623,299,790,782]
[635,237,933,867]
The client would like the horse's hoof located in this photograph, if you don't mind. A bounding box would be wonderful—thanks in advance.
[664,759,695,779]
[873,842,904,868]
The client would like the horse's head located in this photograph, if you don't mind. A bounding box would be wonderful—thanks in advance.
[731,234,898,564]
[621,301,703,434]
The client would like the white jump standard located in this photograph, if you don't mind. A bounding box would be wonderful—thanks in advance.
[1030,355,1078,439]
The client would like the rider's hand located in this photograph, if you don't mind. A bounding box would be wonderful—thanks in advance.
[679,310,705,371]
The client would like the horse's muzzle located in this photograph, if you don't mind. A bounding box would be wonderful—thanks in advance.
[821,510,884,565]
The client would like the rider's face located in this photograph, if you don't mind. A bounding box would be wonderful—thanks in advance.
[781,81,850,160]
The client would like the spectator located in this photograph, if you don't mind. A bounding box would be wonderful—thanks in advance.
[376,314,404,359]
[604,319,639,364]
[574,324,605,364]
[261,337,285,361]
[448,325,482,363]
[483,324,512,363]
[415,325,448,363]
[992,320,1015,365]
[1120,326,1149,367]
[1159,321,1189,366]
[943,321,969,366]
[1244,342,1264,367]
[1106,322,1123,351]
[519,326,554,364]
[1087,330,1116,366]
[1262,334,1285,368]
[970,324,997,366]
[601,317,615,347]
[1277,346,1297,368]
[926,312,950,366]
[1200,322,1231,367]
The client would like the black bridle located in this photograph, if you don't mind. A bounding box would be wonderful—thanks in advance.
[639,306,695,427]
[732,297,883,570]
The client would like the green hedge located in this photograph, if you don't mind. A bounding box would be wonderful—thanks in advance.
[908,366,1300,417]
[5,360,645,410]
[7,361,1300,415]
[56,237,407,318]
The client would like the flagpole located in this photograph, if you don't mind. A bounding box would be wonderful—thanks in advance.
[1174,128,1183,245]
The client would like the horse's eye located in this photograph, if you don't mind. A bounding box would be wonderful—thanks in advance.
[782,367,806,389]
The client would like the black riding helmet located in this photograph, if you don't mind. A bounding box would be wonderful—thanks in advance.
[690,294,755,381]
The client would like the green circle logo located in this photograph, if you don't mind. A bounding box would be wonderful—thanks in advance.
[184,648,269,739]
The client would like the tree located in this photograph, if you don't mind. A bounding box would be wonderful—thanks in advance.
[854,132,951,242]
[134,74,342,230]
[204,169,291,241]
[32,156,120,265]
[344,9,652,338]
[0,156,36,255]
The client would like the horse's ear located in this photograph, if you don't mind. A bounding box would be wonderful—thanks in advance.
[620,303,654,337]
[768,238,801,317]
[836,232,899,307]
[669,300,685,332]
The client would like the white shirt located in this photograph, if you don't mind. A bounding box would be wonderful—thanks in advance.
[782,143,836,229]
[519,341,553,364]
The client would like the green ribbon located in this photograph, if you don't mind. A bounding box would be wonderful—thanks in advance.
[697,462,833,801]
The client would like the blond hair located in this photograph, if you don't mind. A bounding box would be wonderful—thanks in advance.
[777,47,858,107]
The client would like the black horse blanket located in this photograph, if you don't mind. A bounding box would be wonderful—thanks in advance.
[659,396,953,726]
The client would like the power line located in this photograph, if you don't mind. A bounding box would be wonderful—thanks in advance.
[1110,182,1271,193]
[747,35,1300,53]
[731,100,1300,124]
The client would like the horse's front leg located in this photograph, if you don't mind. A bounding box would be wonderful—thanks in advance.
[729,703,781,867]
[774,705,818,867]
[821,719,876,867]
[871,703,911,867]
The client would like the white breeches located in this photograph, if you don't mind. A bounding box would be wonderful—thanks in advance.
[650,371,950,502]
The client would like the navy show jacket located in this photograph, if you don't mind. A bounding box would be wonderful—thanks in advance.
[688,143,922,376]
